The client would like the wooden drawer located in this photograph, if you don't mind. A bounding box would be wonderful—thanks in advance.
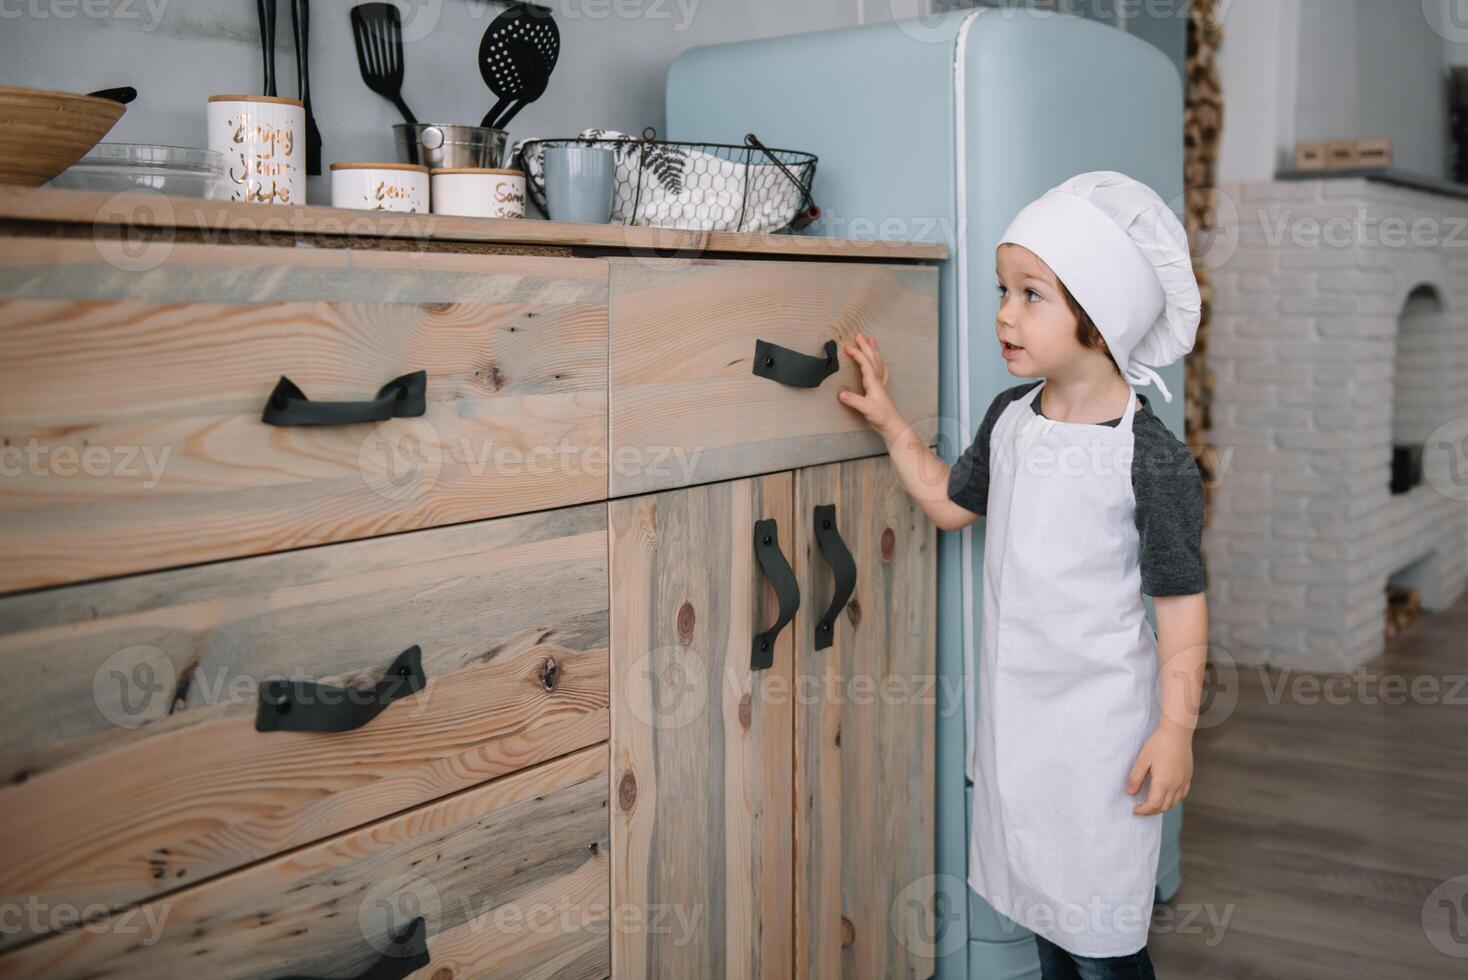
[0,502,609,949]
[0,745,610,979]
[606,257,938,496]
[0,237,609,592]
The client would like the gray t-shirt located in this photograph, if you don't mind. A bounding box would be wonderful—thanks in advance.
[947,380,1206,597]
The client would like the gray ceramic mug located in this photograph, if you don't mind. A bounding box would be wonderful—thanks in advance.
[543,146,615,223]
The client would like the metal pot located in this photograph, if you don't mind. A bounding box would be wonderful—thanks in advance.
[393,123,507,170]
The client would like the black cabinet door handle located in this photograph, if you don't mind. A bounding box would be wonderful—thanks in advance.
[812,504,857,651]
[275,916,429,980]
[752,517,799,671]
[255,646,427,733]
[262,370,427,426]
[751,338,839,388]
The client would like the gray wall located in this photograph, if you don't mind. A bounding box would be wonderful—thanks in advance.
[1215,0,1300,183]
[1295,0,1450,180]
[0,0,927,205]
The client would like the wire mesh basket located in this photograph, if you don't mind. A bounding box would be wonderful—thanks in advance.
[512,128,820,234]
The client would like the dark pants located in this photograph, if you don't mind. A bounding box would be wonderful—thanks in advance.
[1034,933,1157,980]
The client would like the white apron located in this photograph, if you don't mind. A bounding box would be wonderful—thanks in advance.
[966,379,1163,958]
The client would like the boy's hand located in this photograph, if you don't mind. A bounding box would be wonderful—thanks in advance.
[1126,728,1193,815]
[837,330,903,440]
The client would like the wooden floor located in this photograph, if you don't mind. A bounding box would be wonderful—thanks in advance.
[1148,589,1468,978]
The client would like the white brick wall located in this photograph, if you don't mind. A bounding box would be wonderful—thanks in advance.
[1204,178,1468,671]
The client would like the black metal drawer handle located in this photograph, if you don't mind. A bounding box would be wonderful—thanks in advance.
[262,370,427,426]
[751,338,839,388]
[812,504,857,651]
[752,517,799,671]
[275,916,429,980]
[256,646,427,734]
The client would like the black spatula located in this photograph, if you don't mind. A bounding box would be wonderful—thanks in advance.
[350,2,416,126]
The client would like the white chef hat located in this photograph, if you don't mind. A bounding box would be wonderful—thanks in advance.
[996,170,1201,403]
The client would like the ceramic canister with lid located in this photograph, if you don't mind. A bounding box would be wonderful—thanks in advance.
[330,162,430,213]
[207,94,305,205]
[430,168,526,219]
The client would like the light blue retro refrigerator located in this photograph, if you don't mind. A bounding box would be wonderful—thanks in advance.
[668,8,1186,979]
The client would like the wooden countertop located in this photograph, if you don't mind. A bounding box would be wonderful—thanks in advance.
[0,184,948,262]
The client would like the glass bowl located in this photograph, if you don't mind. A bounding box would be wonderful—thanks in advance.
[46,142,231,199]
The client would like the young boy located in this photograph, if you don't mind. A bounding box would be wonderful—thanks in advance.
[838,171,1209,978]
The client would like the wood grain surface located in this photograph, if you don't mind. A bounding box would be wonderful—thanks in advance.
[0,503,610,948]
[607,258,939,495]
[0,236,609,590]
[609,473,795,979]
[0,183,949,261]
[0,744,610,979]
[793,457,936,980]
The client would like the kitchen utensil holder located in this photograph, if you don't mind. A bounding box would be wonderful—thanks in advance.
[515,128,819,234]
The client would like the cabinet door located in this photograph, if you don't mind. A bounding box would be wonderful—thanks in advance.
[609,473,795,979]
[793,456,937,980]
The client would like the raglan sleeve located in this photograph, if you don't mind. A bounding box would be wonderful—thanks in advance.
[947,387,1024,516]
[1133,422,1207,597]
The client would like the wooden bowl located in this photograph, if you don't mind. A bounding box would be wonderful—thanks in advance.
[0,86,127,187]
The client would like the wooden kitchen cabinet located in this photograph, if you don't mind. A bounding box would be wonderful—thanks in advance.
[793,456,937,980]
[0,745,611,980]
[609,457,936,980]
[0,186,942,980]
[0,503,610,950]
[608,472,796,979]
[0,237,610,593]
[607,257,939,496]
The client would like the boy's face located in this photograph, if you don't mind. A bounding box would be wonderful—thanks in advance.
[994,243,1105,379]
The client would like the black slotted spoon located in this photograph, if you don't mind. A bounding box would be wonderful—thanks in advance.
[350,2,416,126]
[477,6,558,130]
